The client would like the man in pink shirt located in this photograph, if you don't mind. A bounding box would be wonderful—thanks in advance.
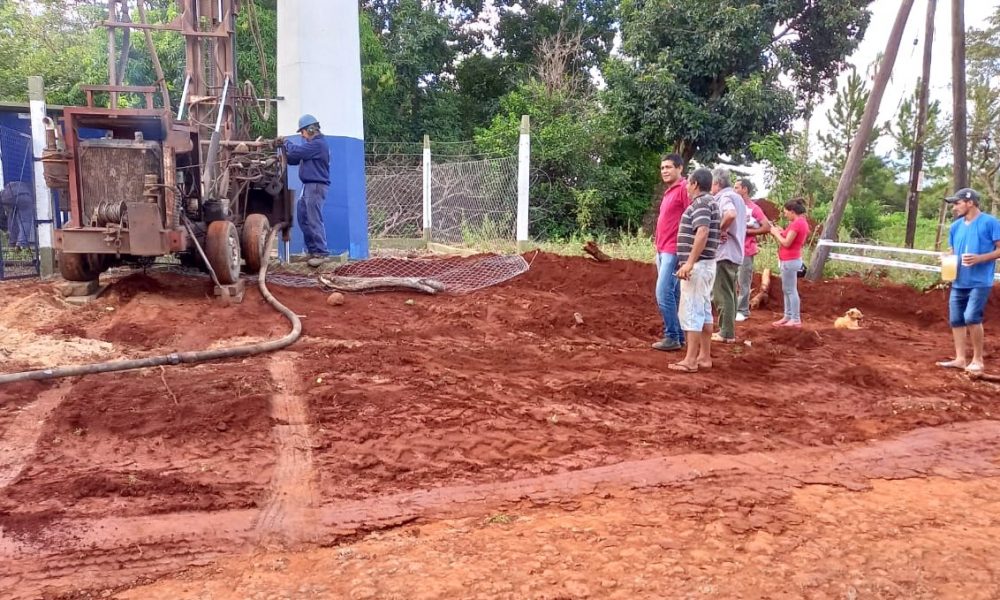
[734,179,771,320]
[652,153,691,351]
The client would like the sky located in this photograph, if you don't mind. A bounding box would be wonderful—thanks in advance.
[783,0,999,191]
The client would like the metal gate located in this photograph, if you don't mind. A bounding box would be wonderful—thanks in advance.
[0,125,40,280]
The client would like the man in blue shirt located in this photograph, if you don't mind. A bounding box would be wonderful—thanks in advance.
[283,114,331,268]
[937,188,1000,374]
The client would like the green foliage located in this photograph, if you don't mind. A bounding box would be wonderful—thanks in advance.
[882,84,950,203]
[608,0,871,164]
[0,1,106,105]
[967,6,1000,213]
[476,80,657,239]
[817,66,879,173]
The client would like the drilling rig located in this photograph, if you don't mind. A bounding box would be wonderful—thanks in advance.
[42,0,290,290]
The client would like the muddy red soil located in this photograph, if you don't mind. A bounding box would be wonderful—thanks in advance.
[0,253,998,599]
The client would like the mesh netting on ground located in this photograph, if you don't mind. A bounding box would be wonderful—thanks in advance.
[329,253,529,294]
[107,252,530,295]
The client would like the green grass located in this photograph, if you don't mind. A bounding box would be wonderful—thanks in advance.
[535,216,947,290]
[536,230,655,262]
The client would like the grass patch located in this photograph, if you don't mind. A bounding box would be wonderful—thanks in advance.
[536,229,654,263]
[483,512,515,526]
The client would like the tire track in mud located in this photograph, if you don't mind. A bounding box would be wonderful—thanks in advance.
[2,420,999,598]
[0,510,258,600]
[0,381,72,490]
[252,355,319,544]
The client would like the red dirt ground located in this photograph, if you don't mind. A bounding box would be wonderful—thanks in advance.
[1,253,999,599]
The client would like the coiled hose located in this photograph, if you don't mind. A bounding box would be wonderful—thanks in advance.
[0,224,301,386]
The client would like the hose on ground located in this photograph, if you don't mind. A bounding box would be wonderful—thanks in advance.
[0,224,301,386]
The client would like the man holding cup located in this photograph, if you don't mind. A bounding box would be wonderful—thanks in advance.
[937,188,1000,374]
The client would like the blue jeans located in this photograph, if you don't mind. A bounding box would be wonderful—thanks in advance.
[297,183,329,256]
[779,259,802,321]
[949,286,991,327]
[655,252,683,343]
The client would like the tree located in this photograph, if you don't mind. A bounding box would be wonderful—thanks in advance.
[0,1,106,106]
[884,84,950,182]
[817,66,879,173]
[476,80,657,238]
[607,0,873,164]
[967,5,1000,213]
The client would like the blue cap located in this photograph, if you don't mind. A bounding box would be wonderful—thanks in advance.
[297,114,319,132]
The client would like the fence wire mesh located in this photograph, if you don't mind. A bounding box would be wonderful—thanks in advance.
[111,252,530,295]
[430,155,518,255]
[0,125,40,280]
[364,139,520,254]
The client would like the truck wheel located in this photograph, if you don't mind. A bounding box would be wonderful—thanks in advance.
[241,213,270,274]
[205,220,241,285]
[58,252,106,282]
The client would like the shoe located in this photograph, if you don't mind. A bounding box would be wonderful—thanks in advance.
[735,313,748,322]
[710,333,736,343]
[651,338,684,352]
[306,255,331,268]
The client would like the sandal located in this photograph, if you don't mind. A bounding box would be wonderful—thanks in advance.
[771,318,789,327]
[965,363,985,374]
[668,363,699,373]
[710,333,736,343]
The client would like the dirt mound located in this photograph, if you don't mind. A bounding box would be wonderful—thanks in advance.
[765,327,824,350]
[0,290,68,331]
[2,253,1000,598]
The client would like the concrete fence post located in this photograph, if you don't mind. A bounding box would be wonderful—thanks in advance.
[516,115,530,251]
[29,76,55,277]
[422,134,432,242]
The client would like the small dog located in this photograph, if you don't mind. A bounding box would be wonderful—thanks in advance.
[834,308,864,330]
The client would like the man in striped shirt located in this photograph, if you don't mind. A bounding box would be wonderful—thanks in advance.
[670,168,721,373]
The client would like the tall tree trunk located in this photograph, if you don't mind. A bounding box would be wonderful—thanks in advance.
[905,0,936,248]
[952,0,969,191]
[808,0,916,280]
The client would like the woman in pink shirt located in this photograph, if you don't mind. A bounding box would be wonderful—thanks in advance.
[768,199,810,327]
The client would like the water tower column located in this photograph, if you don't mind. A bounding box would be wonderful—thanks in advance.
[277,0,368,259]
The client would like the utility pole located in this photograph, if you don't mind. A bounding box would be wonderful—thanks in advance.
[904,0,937,248]
[808,0,916,280]
[951,0,968,191]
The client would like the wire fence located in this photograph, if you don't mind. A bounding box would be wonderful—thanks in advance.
[364,138,521,255]
[0,125,40,280]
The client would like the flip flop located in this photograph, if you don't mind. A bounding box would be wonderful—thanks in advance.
[668,363,698,373]
[965,363,985,374]
[936,360,967,370]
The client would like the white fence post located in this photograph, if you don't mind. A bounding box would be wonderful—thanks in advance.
[29,76,55,277]
[516,115,530,251]
[422,134,432,242]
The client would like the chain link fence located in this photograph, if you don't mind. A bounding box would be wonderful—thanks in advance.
[0,125,40,280]
[364,139,522,255]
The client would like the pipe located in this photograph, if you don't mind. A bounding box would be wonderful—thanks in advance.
[0,224,301,386]
[177,75,191,120]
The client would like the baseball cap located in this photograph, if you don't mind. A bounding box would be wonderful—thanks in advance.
[945,188,980,204]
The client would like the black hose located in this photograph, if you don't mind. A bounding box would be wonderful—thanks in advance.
[0,224,301,386]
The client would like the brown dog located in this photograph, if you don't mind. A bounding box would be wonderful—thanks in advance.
[834,308,864,330]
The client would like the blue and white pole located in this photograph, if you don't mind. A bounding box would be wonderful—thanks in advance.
[277,1,369,260]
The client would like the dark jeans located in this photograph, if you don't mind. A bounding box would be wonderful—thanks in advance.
[297,183,329,256]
